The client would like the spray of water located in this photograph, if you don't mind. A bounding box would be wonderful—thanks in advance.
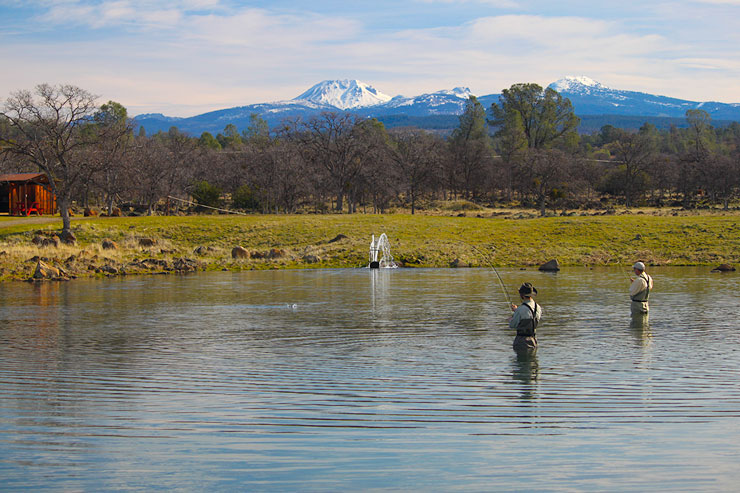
[369,233,398,269]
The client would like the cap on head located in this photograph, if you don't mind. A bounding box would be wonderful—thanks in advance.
[633,261,645,271]
[519,282,537,297]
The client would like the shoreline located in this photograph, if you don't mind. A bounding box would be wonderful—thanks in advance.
[1,211,738,282]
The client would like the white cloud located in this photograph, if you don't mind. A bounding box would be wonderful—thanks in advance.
[693,0,740,4]
[37,1,186,28]
[417,0,520,7]
[675,57,740,70]
[2,2,740,115]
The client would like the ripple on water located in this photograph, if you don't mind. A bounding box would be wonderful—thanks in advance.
[2,267,740,490]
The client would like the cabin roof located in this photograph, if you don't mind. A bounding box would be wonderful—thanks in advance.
[0,173,49,183]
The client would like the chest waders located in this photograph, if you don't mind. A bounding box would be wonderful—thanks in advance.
[516,302,539,337]
[631,273,651,302]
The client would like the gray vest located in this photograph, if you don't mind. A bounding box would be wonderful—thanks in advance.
[516,302,539,337]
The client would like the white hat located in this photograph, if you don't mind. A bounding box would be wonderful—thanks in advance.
[633,261,645,271]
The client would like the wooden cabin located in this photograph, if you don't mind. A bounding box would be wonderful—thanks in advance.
[0,173,57,216]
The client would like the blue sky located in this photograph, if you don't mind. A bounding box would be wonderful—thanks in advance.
[1,0,739,116]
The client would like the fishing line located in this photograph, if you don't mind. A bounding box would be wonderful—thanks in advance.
[601,242,632,280]
[449,239,513,306]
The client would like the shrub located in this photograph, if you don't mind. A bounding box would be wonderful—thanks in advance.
[191,181,222,209]
[232,184,260,210]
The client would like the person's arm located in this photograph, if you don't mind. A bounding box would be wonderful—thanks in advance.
[629,277,646,297]
[509,307,522,329]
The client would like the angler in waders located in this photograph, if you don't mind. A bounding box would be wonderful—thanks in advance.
[509,283,542,350]
[629,261,653,315]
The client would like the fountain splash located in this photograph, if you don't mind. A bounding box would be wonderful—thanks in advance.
[368,233,397,269]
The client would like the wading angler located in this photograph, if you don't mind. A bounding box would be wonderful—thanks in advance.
[509,282,542,350]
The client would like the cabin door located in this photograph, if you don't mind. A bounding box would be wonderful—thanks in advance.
[0,183,9,213]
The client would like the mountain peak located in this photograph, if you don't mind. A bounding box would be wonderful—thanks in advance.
[550,76,608,93]
[435,87,472,99]
[294,79,393,110]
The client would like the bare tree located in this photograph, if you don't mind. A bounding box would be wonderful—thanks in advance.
[389,128,444,214]
[128,131,195,215]
[702,153,739,210]
[448,96,490,199]
[284,113,388,213]
[1,84,99,237]
[269,142,310,213]
[609,126,656,208]
[646,154,678,206]
[516,149,570,216]
[90,101,135,214]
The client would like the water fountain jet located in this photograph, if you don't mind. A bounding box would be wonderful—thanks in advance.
[368,233,397,269]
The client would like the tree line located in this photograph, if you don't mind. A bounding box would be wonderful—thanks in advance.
[2,82,740,235]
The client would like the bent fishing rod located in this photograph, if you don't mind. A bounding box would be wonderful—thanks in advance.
[450,239,513,306]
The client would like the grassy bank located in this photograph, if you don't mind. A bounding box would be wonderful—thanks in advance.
[1,211,739,281]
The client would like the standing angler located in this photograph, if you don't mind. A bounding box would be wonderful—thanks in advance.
[629,261,653,315]
[509,283,542,350]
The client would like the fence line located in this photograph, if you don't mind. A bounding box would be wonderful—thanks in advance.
[167,196,250,216]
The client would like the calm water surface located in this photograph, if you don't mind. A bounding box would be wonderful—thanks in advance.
[1,267,740,491]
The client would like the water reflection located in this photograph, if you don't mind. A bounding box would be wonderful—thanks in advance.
[511,347,539,401]
[2,267,740,491]
[630,312,651,346]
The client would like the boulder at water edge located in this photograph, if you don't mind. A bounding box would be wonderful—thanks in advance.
[268,248,286,259]
[173,258,200,272]
[450,258,470,268]
[539,259,560,271]
[193,245,215,256]
[232,246,250,259]
[32,260,65,280]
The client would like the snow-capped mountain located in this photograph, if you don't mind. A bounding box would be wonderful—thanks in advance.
[548,75,740,120]
[380,87,474,116]
[549,76,608,94]
[133,77,740,136]
[294,80,392,110]
[134,113,183,123]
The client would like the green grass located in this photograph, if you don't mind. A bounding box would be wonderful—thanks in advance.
[1,212,739,281]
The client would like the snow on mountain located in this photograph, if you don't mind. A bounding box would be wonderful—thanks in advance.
[549,76,607,93]
[546,76,740,117]
[294,80,392,110]
[381,87,473,115]
[133,77,740,136]
[135,113,183,122]
[438,87,472,99]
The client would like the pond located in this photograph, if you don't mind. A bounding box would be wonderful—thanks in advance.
[1,267,740,491]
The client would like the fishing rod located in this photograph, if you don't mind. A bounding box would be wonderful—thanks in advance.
[601,242,632,280]
[450,239,513,306]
